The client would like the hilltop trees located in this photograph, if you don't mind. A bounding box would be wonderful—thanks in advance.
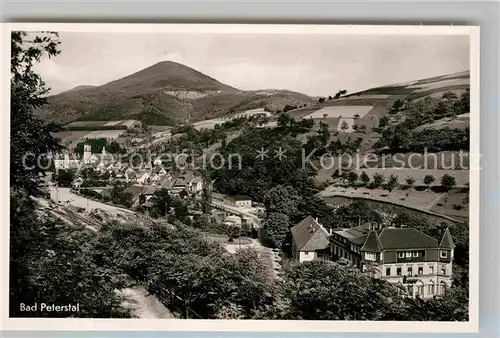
[360,171,370,186]
[405,176,416,190]
[374,90,470,154]
[441,174,456,191]
[385,174,399,194]
[442,91,459,101]
[389,99,404,114]
[372,173,385,189]
[378,116,390,129]
[347,172,359,186]
[423,175,435,190]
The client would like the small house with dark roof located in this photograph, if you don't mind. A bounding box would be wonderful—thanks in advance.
[226,195,252,208]
[291,216,332,262]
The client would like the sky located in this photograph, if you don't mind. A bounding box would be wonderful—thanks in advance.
[34,32,470,97]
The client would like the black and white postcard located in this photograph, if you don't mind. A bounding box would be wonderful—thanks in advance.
[1,23,479,332]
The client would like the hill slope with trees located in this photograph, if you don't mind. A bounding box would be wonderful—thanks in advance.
[37,61,315,125]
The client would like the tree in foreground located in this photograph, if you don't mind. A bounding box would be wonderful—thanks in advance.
[11,31,63,195]
[272,260,408,320]
[10,32,131,318]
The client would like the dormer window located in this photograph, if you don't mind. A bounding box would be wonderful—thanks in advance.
[440,250,448,258]
[365,252,376,261]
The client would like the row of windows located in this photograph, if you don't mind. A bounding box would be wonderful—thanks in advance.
[397,250,449,259]
[386,265,447,276]
[406,282,447,296]
[333,246,350,259]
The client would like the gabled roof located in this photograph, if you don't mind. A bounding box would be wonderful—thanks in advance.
[360,231,383,253]
[291,216,330,252]
[173,178,186,187]
[124,185,157,200]
[439,228,456,249]
[142,186,158,195]
[136,170,150,178]
[159,176,172,187]
[123,185,144,200]
[377,228,439,250]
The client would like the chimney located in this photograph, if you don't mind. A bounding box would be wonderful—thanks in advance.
[328,228,333,235]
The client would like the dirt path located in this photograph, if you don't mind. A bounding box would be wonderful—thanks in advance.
[120,286,177,319]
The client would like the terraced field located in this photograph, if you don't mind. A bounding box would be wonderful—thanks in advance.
[305,106,373,119]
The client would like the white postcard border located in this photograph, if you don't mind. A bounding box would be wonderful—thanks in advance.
[0,22,480,333]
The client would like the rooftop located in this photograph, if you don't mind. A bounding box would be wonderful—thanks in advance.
[377,228,439,250]
[291,216,330,252]
[229,195,252,201]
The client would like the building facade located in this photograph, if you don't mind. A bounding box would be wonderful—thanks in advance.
[291,216,456,299]
[290,216,331,263]
[359,227,455,299]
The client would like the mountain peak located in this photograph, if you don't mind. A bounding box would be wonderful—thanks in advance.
[101,61,234,93]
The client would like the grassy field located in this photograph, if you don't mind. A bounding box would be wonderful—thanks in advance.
[413,114,470,132]
[409,78,470,92]
[305,105,373,119]
[82,130,127,139]
[321,185,443,211]
[65,121,110,128]
[52,131,91,145]
[429,188,469,220]
[149,125,172,133]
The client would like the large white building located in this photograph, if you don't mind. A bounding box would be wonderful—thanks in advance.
[291,216,456,299]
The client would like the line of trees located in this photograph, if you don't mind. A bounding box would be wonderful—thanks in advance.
[335,171,458,192]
